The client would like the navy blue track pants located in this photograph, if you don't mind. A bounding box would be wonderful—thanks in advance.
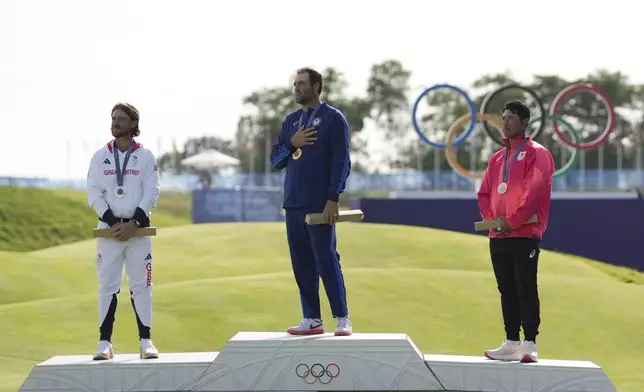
[285,208,348,319]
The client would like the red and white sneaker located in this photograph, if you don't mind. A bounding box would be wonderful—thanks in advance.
[334,316,352,336]
[484,340,522,361]
[520,341,538,363]
[287,318,324,335]
[93,340,114,360]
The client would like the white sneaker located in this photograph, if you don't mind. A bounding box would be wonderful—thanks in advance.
[139,339,159,359]
[286,318,324,335]
[484,340,522,361]
[335,316,352,336]
[520,341,538,363]
[93,340,114,360]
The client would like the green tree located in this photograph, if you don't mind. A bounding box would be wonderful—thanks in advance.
[159,66,644,182]
[366,59,412,169]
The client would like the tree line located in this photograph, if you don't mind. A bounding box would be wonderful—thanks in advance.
[157,60,644,175]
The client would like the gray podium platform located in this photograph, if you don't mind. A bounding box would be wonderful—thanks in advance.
[19,331,616,391]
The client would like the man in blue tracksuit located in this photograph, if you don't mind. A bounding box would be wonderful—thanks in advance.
[270,67,352,336]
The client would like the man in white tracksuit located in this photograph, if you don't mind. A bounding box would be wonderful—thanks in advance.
[86,102,160,360]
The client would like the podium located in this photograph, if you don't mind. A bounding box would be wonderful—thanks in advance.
[18,332,616,391]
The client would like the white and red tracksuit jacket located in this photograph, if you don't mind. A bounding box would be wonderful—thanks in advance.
[86,140,160,226]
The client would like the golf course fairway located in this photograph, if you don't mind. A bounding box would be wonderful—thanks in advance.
[0,222,642,391]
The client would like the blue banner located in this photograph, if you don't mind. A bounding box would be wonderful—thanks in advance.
[192,187,284,223]
[351,195,644,271]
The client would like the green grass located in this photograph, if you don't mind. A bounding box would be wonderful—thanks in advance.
[0,187,191,251]
[0,223,643,392]
[0,185,368,252]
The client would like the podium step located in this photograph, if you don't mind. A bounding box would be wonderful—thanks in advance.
[423,354,615,392]
[19,332,616,392]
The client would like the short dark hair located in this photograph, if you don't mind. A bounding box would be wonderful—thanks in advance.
[297,67,324,95]
[112,102,141,137]
[502,100,530,121]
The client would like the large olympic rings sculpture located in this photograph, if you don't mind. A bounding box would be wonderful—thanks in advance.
[411,83,616,180]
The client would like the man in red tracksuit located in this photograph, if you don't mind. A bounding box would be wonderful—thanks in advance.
[477,100,554,363]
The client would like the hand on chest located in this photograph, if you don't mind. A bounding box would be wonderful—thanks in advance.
[291,120,330,157]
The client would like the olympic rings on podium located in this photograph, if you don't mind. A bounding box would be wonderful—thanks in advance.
[411,84,477,149]
[479,84,546,147]
[549,84,616,150]
[445,113,502,180]
[295,363,340,384]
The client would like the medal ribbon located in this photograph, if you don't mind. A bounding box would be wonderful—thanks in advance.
[113,139,134,188]
[501,138,529,184]
[297,103,323,130]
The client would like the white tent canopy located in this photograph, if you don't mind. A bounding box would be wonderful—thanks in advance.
[180,148,240,171]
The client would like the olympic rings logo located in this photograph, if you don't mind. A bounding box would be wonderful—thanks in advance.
[295,363,340,384]
[411,83,617,180]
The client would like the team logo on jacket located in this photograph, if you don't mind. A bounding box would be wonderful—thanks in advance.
[292,148,302,160]
[312,117,321,126]
[517,151,526,161]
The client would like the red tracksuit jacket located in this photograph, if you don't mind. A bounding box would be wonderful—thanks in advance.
[477,136,555,240]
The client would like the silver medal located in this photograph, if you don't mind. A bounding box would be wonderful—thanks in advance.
[497,182,508,195]
[112,140,134,200]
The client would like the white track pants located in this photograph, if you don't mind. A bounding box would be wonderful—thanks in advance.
[95,228,153,328]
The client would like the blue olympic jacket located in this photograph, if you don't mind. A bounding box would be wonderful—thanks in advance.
[270,103,351,211]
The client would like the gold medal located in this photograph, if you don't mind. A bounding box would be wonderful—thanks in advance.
[292,148,302,160]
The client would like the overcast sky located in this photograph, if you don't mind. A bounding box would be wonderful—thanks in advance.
[1,0,641,179]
